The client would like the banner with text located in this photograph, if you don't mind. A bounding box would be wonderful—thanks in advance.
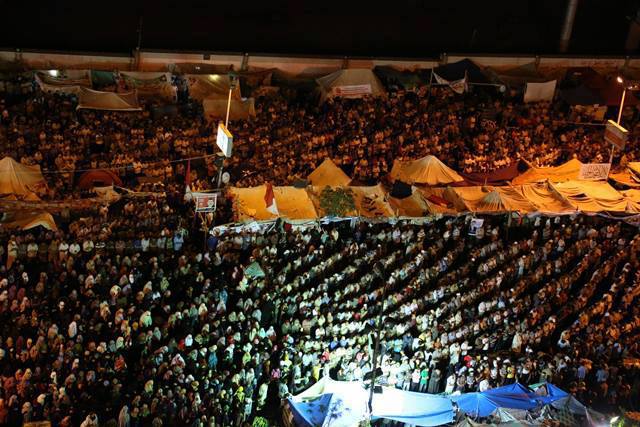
[579,163,611,180]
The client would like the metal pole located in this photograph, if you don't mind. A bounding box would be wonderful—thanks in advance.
[225,87,233,129]
[367,282,386,417]
[426,68,434,105]
[611,87,627,163]
[559,0,579,53]
[218,81,235,188]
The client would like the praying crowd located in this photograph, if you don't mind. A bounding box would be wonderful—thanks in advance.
[0,75,639,426]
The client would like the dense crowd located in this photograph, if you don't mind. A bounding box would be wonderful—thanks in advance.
[0,213,639,426]
[1,80,640,196]
[0,77,639,426]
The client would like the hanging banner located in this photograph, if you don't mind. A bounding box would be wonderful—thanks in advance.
[332,84,372,98]
[524,80,557,103]
[194,192,218,212]
[579,163,611,180]
[605,120,628,150]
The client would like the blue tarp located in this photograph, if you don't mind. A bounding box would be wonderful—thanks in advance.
[450,392,501,417]
[289,393,333,427]
[372,387,455,426]
[531,382,570,406]
[483,383,541,411]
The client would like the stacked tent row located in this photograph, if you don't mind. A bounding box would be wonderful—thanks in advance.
[228,157,640,222]
[283,377,600,427]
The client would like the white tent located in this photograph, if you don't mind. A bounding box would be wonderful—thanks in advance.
[77,88,141,111]
[390,155,465,186]
[316,68,386,102]
[307,158,351,187]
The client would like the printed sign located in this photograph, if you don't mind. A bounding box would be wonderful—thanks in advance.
[216,123,233,157]
[605,120,628,150]
[579,163,611,180]
[194,193,218,212]
[333,84,372,98]
[469,218,484,236]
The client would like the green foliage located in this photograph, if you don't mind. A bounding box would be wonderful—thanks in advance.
[319,186,355,217]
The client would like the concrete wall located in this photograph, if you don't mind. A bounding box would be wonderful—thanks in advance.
[1,48,637,74]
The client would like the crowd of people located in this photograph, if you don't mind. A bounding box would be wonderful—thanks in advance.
[0,212,639,426]
[2,75,640,195]
[0,73,638,426]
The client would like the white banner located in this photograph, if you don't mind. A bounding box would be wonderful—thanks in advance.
[332,84,372,98]
[579,163,611,180]
[524,80,557,103]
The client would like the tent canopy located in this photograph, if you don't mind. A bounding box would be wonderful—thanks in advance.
[551,180,630,212]
[374,66,426,89]
[120,72,176,101]
[316,68,386,102]
[459,160,528,186]
[186,74,242,101]
[229,185,318,221]
[390,155,465,186]
[511,158,583,185]
[350,184,395,217]
[452,186,537,213]
[203,98,255,121]
[0,157,46,200]
[490,62,549,87]
[1,211,57,231]
[389,189,430,217]
[77,170,123,189]
[307,158,351,187]
[432,59,490,84]
[77,88,141,111]
[513,183,576,214]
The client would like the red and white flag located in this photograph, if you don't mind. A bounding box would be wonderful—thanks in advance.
[264,183,279,215]
[433,70,468,94]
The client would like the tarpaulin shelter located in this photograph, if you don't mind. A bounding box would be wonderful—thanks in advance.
[389,190,430,217]
[120,72,176,101]
[511,158,583,185]
[374,66,426,90]
[307,158,351,187]
[390,155,465,186]
[0,157,46,200]
[350,184,395,217]
[551,180,630,212]
[482,383,541,411]
[203,98,255,121]
[371,387,454,426]
[316,69,386,102]
[186,74,241,101]
[451,392,502,418]
[76,88,141,111]
[452,186,537,213]
[432,59,490,84]
[418,186,468,214]
[489,62,550,88]
[289,377,454,427]
[229,185,317,221]
[77,170,122,189]
[90,70,116,88]
[1,211,57,231]
[513,183,576,214]
[35,70,91,95]
[459,160,528,186]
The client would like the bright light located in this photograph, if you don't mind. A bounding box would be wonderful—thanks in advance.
[610,416,620,425]
[48,70,59,77]
[617,76,624,84]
